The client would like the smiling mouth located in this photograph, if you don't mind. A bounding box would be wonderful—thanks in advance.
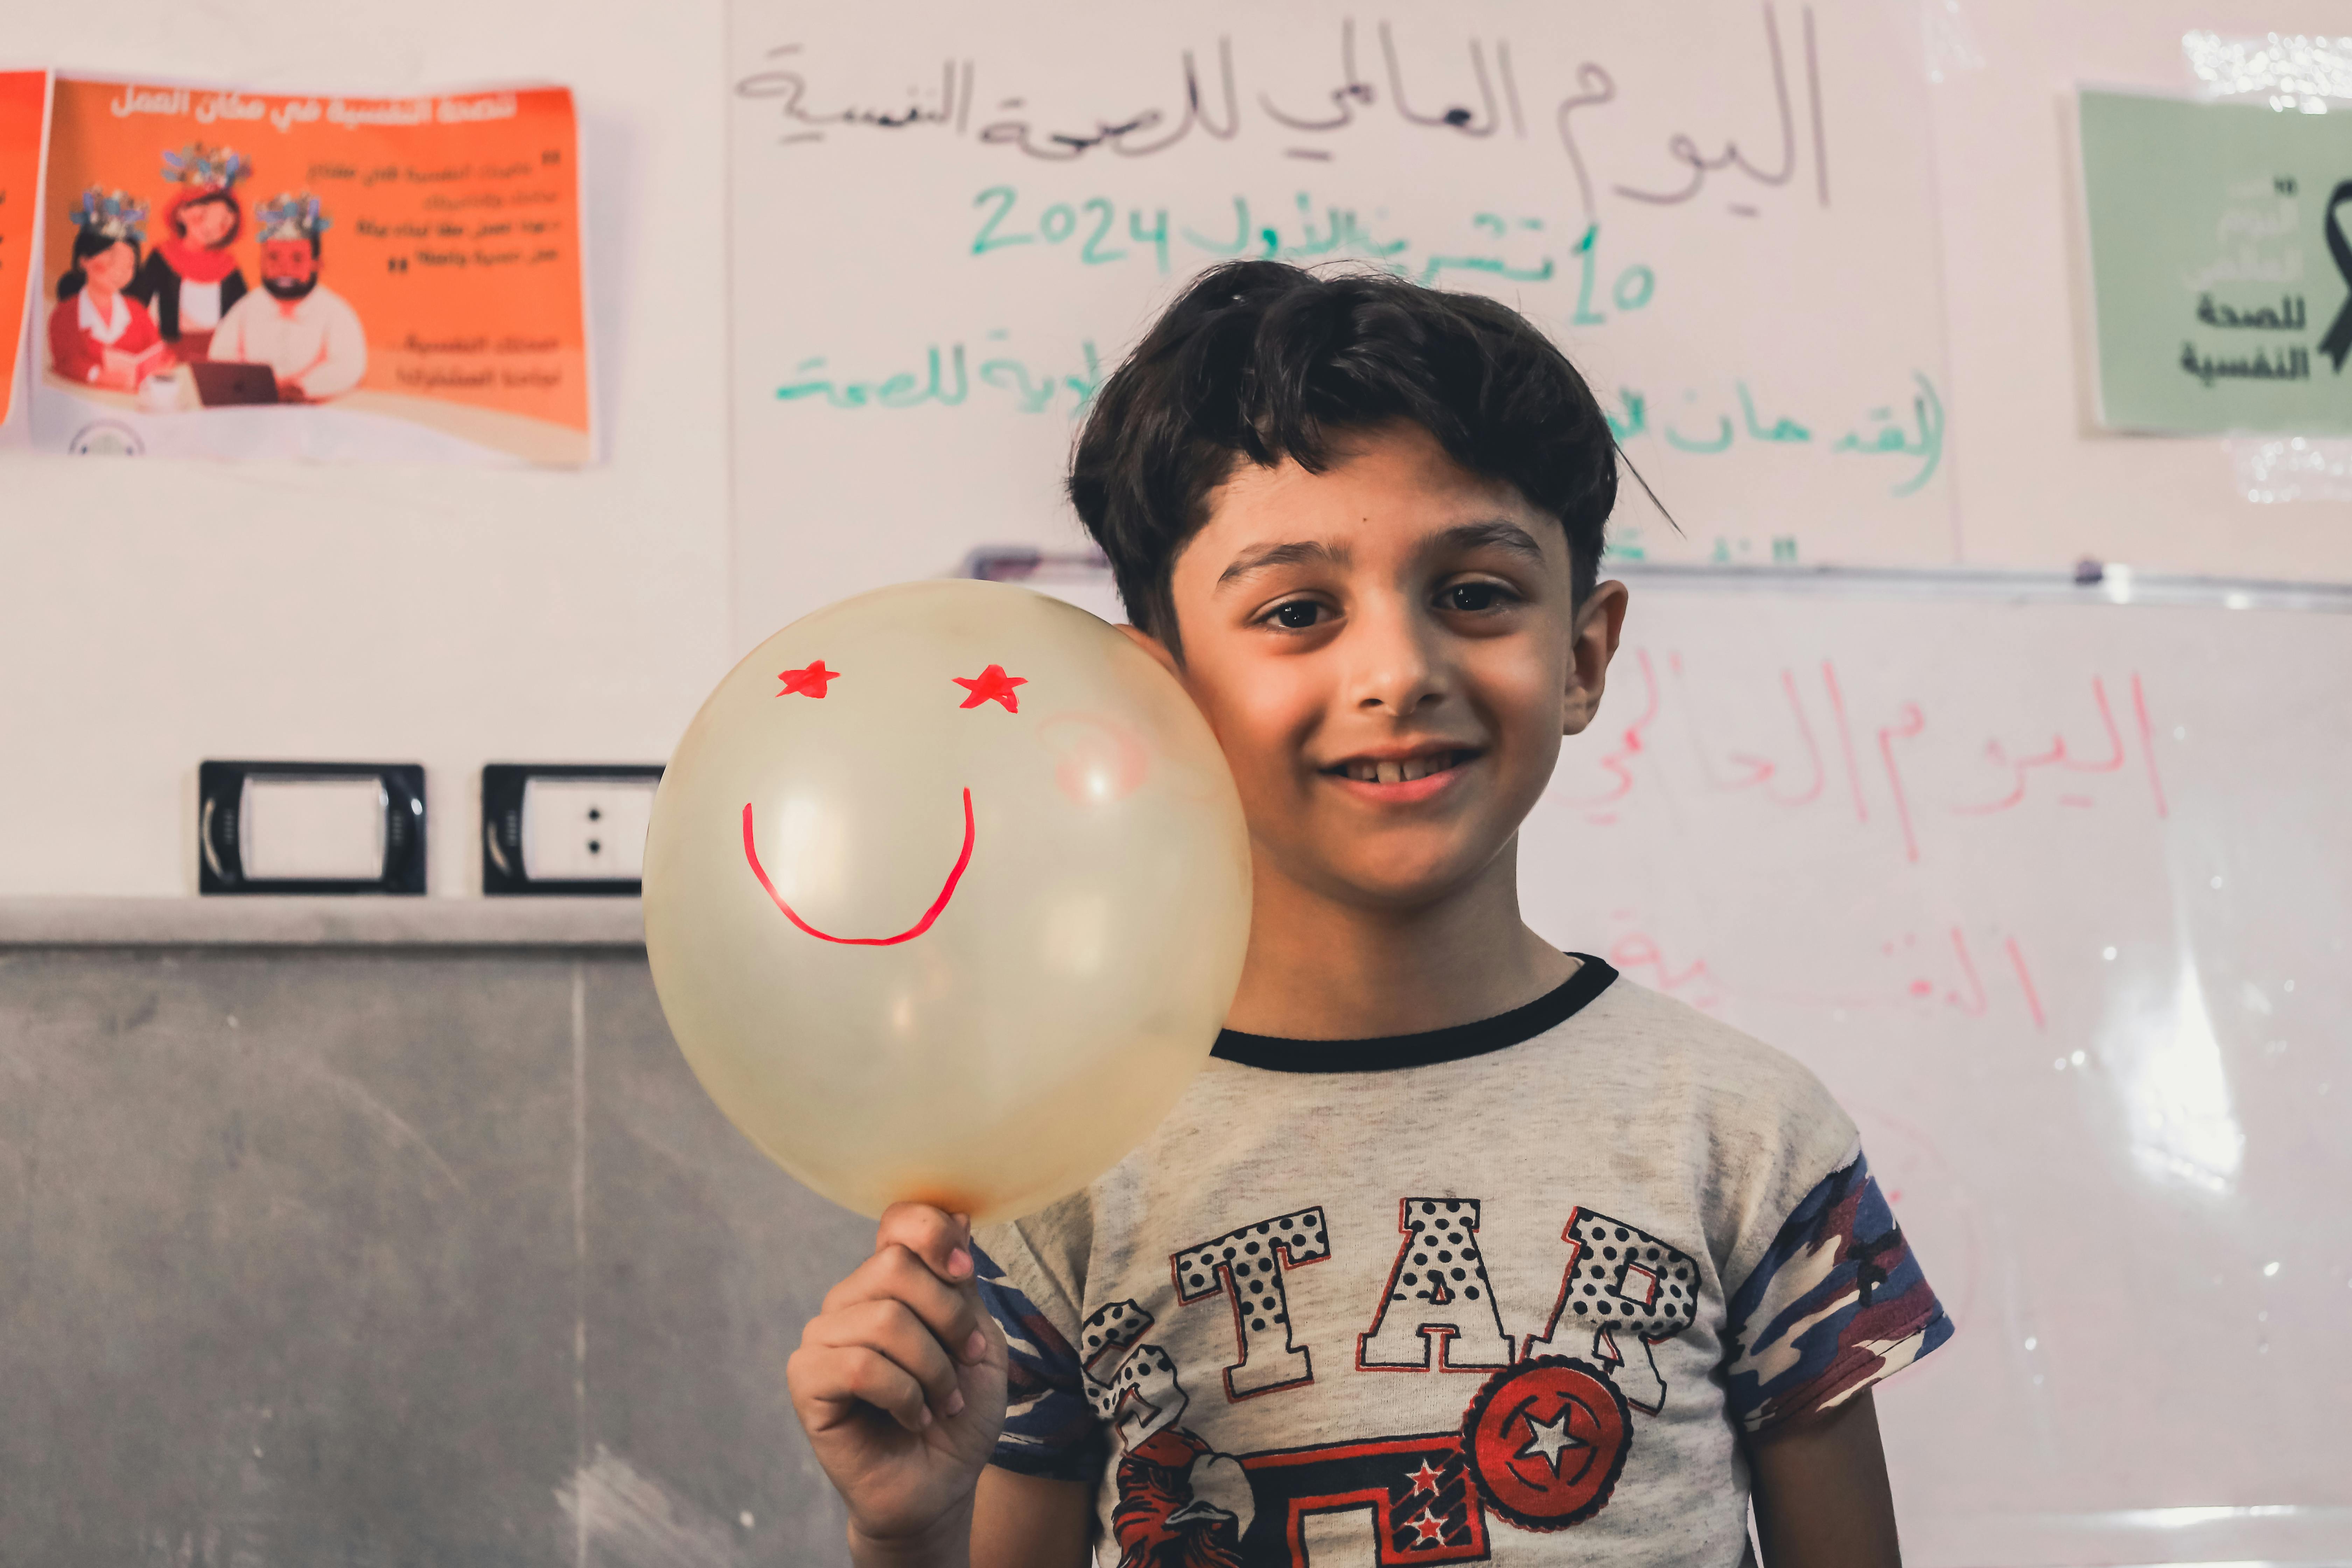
[741,789,976,946]
[1322,749,1479,786]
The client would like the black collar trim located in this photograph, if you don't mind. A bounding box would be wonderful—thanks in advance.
[1211,955,1618,1074]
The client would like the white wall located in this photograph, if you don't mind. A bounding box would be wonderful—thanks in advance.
[7,0,2351,901]
[0,0,732,897]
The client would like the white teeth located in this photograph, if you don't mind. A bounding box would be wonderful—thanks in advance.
[1336,753,1464,784]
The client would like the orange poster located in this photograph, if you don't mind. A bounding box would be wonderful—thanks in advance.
[0,71,51,427]
[34,76,589,463]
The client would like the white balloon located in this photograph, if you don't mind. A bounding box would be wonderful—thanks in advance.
[644,580,1251,1222]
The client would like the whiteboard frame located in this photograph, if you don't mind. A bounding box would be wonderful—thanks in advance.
[962,547,2352,615]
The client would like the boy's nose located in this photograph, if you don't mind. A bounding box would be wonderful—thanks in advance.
[1346,604,1448,715]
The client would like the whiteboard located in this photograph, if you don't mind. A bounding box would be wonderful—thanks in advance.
[996,556,2352,1567]
[1530,582,2350,1566]
[726,0,1963,643]
[727,0,2352,666]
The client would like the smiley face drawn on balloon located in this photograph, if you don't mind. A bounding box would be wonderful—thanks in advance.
[643,578,1252,1225]
[739,660,1027,946]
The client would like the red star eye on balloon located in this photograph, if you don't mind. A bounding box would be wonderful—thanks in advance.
[952,663,1027,712]
[776,660,840,698]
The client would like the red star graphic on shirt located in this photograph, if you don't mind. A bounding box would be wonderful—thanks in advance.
[1404,1507,1449,1547]
[776,660,840,698]
[952,663,1027,712]
[1406,1458,1445,1498]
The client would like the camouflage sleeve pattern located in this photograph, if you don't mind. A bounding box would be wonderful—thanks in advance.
[973,1241,1110,1484]
[1721,1150,1954,1433]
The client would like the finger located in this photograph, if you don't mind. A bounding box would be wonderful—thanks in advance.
[823,1245,990,1366]
[873,1202,975,1286]
[811,1299,967,1416]
[788,1343,933,1435]
[968,1293,1009,1370]
[824,1238,970,1315]
[944,1211,993,1366]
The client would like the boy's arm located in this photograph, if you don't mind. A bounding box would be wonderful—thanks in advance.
[849,1468,1089,1568]
[971,1468,1093,1568]
[1744,1389,1901,1568]
[851,1476,1086,1568]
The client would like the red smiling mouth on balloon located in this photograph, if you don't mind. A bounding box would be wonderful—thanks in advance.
[740,790,976,946]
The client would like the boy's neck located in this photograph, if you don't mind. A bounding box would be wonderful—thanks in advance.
[1220,843,1575,1042]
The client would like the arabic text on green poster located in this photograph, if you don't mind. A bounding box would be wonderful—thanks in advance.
[2080,89,2352,435]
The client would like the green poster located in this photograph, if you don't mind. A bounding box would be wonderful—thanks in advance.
[2079,89,2352,434]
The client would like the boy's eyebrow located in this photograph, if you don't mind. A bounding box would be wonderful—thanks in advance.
[1430,519,1548,562]
[1215,539,1351,590]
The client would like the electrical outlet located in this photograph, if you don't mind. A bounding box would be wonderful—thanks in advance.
[522,776,658,881]
[243,776,388,881]
[200,761,426,895]
[483,765,663,895]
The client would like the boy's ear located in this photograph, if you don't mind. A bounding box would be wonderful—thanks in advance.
[1116,622,1182,680]
[1561,580,1630,737]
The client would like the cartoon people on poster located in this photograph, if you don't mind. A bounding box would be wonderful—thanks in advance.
[130,142,250,359]
[47,140,366,405]
[47,188,166,390]
[211,192,366,401]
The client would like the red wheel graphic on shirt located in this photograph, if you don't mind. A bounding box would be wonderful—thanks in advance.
[1459,1355,1631,1531]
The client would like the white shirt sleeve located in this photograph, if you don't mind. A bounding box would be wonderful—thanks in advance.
[298,291,368,399]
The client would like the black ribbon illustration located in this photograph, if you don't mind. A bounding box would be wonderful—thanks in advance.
[2323,179,2352,374]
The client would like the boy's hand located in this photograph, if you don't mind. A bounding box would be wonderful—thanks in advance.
[788,1203,1010,1559]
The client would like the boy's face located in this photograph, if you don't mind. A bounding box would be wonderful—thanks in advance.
[1147,420,1625,913]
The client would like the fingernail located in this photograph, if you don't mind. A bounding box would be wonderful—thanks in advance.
[918,1406,933,1429]
[947,1247,972,1280]
[945,1389,965,1417]
[966,1330,989,1363]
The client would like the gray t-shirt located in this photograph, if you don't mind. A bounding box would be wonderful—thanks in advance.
[976,957,1952,1565]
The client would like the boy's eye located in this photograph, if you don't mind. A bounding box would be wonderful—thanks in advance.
[1443,582,1510,612]
[1269,600,1325,630]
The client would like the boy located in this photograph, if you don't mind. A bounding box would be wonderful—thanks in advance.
[787,261,1952,1567]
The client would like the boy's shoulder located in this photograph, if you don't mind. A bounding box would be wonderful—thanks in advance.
[1548,972,1863,1282]
[1556,967,1851,1124]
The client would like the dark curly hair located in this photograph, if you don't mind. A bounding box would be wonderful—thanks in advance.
[1068,260,1620,652]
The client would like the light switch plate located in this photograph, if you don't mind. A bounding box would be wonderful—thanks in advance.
[198,761,427,895]
[482,764,663,896]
